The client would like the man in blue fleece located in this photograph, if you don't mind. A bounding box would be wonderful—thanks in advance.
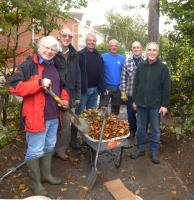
[99,39,125,115]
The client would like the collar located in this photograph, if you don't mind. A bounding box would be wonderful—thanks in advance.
[133,55,142,60]
[62,48,69,55]
[38,55,54,65]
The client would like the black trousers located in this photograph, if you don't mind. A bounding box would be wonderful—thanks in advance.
[99,87,121,115]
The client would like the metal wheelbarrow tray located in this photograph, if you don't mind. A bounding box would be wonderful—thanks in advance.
[80,132,130,152]
[80,131,131,168]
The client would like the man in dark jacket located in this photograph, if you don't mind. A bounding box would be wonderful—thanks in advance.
[131,42,171,164]
[54,27,81,159]
[77,32,105,112]
[70,33,105,147]
[120,41,144,137]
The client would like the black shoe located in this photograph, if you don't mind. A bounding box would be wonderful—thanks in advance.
[130,150,145,159]
[150,152,160,164]
[70,141,81,149]
[127,131,136,139]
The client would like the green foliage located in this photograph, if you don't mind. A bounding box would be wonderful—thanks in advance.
[96,43,125,56]
[100,10,147,52]
[160,0,194,46]
[0,0,88,132]
[160,0,194,139]
[0,123,17,148]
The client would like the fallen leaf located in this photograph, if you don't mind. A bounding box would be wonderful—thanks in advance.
[66,175,73,182]
[135,189,141,195]
[171,190,177,195]
[79,185,88,191]
[19,183,26,190]
[60,187,67,192]
[130,175,136,181]
[21,187,29,193]
[120,169,126,173]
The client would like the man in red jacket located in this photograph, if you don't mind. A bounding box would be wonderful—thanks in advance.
[9,36,69,195]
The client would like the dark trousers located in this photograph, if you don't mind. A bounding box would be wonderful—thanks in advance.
[99,87,121,115]
[127,96,137,133]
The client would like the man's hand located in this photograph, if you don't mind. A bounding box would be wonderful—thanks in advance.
[74,100,80,107]
[43,78,51,88]
[121,92,128,102]
[159,106,168,116]
[132,102,137,110]
[58,99,69,109]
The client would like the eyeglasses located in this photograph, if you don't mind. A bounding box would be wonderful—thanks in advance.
[43,46,57,54]
[61,34,73,39]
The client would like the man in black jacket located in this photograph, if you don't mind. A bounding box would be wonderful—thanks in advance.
[70,33,105,148]
[77,32,105,113]
[54,27,81,160]
[131,42,171,164]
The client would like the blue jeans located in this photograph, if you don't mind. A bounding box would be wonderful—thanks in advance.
[76,87,98,114]
[127,96,137,133]
[25,118,59,160]
[136,107,160,153]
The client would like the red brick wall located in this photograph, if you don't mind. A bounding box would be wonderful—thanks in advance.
[0,17,79,67]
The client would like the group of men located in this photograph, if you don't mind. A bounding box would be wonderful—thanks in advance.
[9,26,170,196]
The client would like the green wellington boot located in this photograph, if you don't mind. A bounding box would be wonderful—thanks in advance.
[40,152,62,185]
[26,159,47,196]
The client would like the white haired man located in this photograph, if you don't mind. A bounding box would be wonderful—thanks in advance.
[9,36,70,195]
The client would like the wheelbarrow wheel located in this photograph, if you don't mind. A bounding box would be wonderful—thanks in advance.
[111,147,123,168]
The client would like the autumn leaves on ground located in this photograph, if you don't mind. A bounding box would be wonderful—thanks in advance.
[0,132,194,199]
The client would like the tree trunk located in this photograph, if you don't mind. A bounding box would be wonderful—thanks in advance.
[148,0,159,42]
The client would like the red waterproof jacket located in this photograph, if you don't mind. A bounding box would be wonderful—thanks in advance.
[9,53,69,133]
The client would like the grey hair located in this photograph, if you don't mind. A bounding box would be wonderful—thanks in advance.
[109,39,119,46]
[85,32,97,42]
[38,36,61,52]
[146,42,159,52]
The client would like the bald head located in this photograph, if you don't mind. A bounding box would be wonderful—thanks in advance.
[131,41,142,57]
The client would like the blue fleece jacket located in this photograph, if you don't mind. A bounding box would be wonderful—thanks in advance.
[102,53,125,87]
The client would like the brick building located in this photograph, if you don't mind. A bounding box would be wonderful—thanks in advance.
[0,13,104,67]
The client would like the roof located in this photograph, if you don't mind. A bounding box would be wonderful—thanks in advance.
[69,12,83,21]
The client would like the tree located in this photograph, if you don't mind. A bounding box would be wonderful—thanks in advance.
[148,0,159,42]
[100,10,147,52]
[0,0,87,126]
[160,0,194,138]
[160,0,194,45]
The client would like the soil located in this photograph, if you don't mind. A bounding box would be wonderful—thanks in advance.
[0,132,193,199]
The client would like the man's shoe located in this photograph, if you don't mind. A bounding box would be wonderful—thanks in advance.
[70,141,81,149]
[130,150,145,159]
[55,152,69,161]
[127,131,136,139]
[150,152,160,164]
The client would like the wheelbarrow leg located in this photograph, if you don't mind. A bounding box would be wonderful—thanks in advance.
[111,147,124,168]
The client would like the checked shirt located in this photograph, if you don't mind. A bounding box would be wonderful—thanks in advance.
[120,56,144,96]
